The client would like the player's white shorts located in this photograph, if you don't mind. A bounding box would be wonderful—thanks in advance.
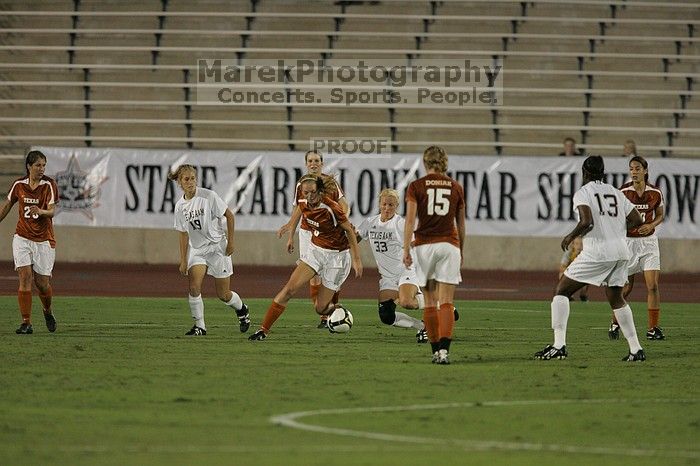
[298,228,312,258]
[13,234,55,276]
[414,242,462,286]
[379,267,420,291]
[626,236,660,275]
[300,242,351,292]
[188,240,232,279]
[565,257,629,287]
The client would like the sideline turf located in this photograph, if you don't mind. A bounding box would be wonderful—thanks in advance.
[1,297,698,466]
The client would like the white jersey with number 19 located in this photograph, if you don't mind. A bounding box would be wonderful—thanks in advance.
[573,180,635,262]
[174,187,228,249]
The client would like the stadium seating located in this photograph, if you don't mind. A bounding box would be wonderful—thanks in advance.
[0,0,699,180]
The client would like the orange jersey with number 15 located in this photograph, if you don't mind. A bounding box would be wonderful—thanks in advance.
[7,175,58,247]
[406,173,465,248]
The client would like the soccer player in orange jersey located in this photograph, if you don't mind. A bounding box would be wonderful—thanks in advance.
[609,156,666,341]
[403,146,466,364]
[0,150,59,334]
[250,174,362,340]
[277,150,349,328]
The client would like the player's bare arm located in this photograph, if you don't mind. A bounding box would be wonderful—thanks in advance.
[339,197,349,215]
[456,203,466,266]
[0,198,15,223]
[403,200,417,268]
[278,205,301,239]
[561,205,594,251]
[638,204,664,236]
[178,231,189,276]
[224,208,235,255]
[28,203,55,218]
[341,220,363,278]
[626,208,644,231]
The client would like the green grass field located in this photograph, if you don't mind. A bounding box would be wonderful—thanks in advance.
[1,296,698,466]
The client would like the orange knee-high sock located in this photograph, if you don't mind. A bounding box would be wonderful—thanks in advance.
[423,307,439,343]
[648,308,660,328]
[18,290,32,324]
[261,301,286,333]
[438,303,456,340]
[309,284,320,306]
[332,291,340,305]
[40,285,53,314]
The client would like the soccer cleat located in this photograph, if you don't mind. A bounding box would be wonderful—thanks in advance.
[185,326,206,336]
[15,323,33,334]
[608,322,620,340]
[453,308,460,321]
[248,329,267,341]
[317,319,328,329]
[622,349,646,362]
[431,351,440,364]
[534,344,567,360]
[237,304,251,333]
[437,349,450,365]
[416,329,428,344]
[646,327,665,340]
[579,294,589,302]
[44,313,57,333]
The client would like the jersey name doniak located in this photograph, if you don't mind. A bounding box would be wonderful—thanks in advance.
[23,197,39,205]
[184,207,205,222]
[425,179,452,187]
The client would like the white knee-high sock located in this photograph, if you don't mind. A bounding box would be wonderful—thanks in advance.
[188,294,205,329]
[613,304,642,353]
[551,295,570,349]
[415,293,425,310]
[224,291,243,311]
[393,311,423,330]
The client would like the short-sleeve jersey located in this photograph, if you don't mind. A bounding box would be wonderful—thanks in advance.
[8,175,58,247]
[406,173,465,248]
[294,176,344,231]
[619,181,664,238]
[573,180,636,262]
[299,195,349,251]
[357,213,412,278]
[174,187,229,249]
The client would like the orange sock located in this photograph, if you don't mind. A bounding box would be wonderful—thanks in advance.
[332,291,340,305]
[261,301,286,333]
[648,308,660,328]
[438,303,455,339]
[310,284,320,307]
[18,290,32,324]
[40,285,53,314]
[423,307,439,343]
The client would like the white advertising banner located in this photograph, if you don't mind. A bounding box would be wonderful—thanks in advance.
[33,146,699,239]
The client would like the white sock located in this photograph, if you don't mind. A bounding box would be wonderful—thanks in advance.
[224,291,243,311]
[613,304,642,353]
[551,295,570,349]
[415,292,425,310]
[393,312,423,330]
[188,294,205,329]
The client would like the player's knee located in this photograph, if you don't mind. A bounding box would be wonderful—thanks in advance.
[647,282,659,294]
[378,299,396,325]
[188,285,202,296]
[398,296,415,309]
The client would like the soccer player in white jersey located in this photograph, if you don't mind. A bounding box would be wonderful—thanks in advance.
[535,155,647,362]
[356,189,427,343]
[170,165,250,336]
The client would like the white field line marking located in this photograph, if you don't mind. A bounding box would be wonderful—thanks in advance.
[350,303,545,313]
[271,399,700,459]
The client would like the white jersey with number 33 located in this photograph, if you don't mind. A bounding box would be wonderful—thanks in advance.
[573,180,635,262]
[357,213,414,279]
[174,187,228,249]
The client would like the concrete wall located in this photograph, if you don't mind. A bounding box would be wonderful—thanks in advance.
[1,214,697,272]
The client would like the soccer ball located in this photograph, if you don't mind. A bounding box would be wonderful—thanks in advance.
[328,305,353,333]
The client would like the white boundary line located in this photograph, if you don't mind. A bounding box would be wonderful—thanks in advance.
[271,399,700,458]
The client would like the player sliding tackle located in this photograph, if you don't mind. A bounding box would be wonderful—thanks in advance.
[249,174,362,340]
